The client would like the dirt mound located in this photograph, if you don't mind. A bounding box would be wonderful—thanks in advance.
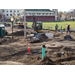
[54,36,64,41]
[1,38,20,45]
[54,46,75,58]
[4,23,11,27]
[34,56,55,65]
[39,34,48,42]
[17,56,41,65]
[54,33,61,37]
[56,53,62,57]
[9,30,24,36]
[63,46,75,51]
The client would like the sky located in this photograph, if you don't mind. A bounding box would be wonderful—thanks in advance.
[58,9,71,12]
[50,9,73,12]
[58,9,74,12]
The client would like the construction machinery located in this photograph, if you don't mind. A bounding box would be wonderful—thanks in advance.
[47,27,52,32]
[32,15,42,33]
[13,13,27,28]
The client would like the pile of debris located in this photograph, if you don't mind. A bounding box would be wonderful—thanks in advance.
[53,46,75,57]
[54,33,61,37]
[64,34,74,41]
[4,23,11,27]
[34,56,55,65]
[9,30,24,36]
[39,34,48,42]
[30,33,48,43]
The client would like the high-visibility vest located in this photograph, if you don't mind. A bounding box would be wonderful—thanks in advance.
[61,26,63,29]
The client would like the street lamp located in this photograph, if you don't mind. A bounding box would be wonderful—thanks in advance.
[11,18,14,39]
[24,9,27,38]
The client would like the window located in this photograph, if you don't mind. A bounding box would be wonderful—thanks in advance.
[10,10,12,12]
[25,13,27,15]
[7,14,8,16]
[14,10,16,12]
[39,13,40,15]
[31,13,33,15]
[17,10,19,12]
[37,13,40,15]
[7,10,8,12]
[43,13,44,15]
[33,13,34,15]
[44,13,46,15]
[2,10,4,12]
[10,14,12,16]
[37,13,39,15]
[51,17,52,18]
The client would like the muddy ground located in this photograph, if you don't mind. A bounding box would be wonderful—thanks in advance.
[0,26,75,65]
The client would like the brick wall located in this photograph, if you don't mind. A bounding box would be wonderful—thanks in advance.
[5,16,55,22]
[26,16,55,22]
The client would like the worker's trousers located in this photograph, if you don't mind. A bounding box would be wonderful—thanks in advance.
[55,28,57,32]
[67,29,70,33]
[60,29,63,33]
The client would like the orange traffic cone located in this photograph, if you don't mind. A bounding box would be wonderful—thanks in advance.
[26,42,31,55]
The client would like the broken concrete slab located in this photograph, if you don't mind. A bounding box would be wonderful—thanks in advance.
[46,43,63,49]
[45,33,54,38]
[27,34,34,38]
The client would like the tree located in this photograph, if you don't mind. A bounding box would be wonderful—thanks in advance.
[58,12,63,19]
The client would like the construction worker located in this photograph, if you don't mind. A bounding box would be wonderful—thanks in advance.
[55,24,58,32]
[34,31,37,37]
[67,24,71,33]
[60,25,63,33]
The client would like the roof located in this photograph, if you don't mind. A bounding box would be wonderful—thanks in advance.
[25,9,53,12]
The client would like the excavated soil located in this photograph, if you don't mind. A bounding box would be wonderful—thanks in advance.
[0,27,75,65]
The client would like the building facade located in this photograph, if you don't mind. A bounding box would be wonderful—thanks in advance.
[0,9,58,22]
[23,9,58,22]
[24,9,55,22]
[1,9,20,17]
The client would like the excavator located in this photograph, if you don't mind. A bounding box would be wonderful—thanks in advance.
[32,15,42,33]
[13,13,27,28]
